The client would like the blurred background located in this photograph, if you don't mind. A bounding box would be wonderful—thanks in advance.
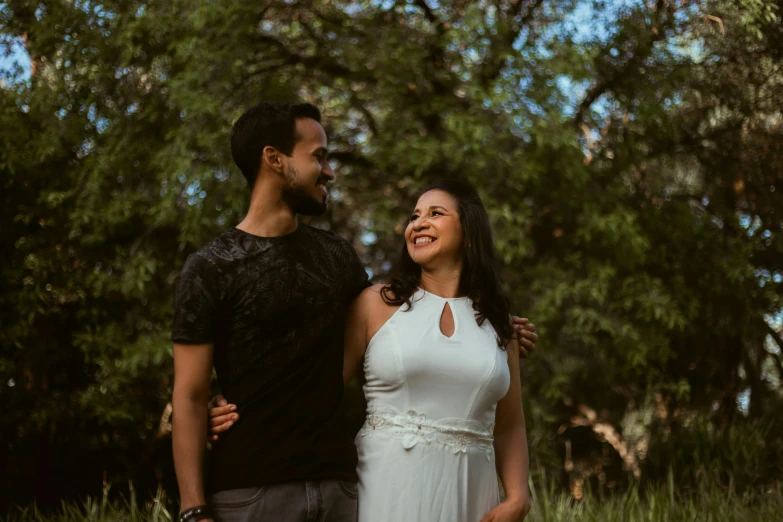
[1,0,782,519]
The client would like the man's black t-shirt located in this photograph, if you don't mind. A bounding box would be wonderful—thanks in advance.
[171,224,370,492]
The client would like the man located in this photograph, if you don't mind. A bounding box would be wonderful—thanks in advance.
[171,102,538,522]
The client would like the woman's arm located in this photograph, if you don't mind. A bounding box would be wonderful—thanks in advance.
[208,285,384,440]
[342,286,376,385]
[482,338,531,521]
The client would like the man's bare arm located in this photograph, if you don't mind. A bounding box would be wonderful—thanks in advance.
[172,342,215,515]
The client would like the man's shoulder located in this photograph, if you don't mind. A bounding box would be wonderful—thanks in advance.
[185,228,244,269]
[302,223,349,243]
[301,224,355,253]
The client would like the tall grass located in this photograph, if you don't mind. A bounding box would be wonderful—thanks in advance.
[4,477,782,522]
[3,484,172,522]
[529,473,783,522]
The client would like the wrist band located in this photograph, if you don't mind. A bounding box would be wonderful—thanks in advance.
[179,505,211,522]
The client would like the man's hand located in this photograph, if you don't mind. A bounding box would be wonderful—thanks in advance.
[208,395,239,441]
[512,317,538,358]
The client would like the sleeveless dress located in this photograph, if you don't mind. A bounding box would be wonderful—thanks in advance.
[355,289,511,522]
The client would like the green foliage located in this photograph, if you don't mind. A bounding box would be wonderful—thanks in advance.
[645,415,783,492]
[1,0,782,508]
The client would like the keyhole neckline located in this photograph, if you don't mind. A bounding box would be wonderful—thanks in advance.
[418,287,470,302]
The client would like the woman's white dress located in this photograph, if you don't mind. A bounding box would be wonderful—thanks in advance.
[356,289,511,522]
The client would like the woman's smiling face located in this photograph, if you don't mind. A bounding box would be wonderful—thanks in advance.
[405,189,463,268]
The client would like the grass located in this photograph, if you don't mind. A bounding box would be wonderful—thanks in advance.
[528,476,783,522]
[3,479,782,521]
[2,484,172,522]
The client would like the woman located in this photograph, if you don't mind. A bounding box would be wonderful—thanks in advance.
[213,180,530,522]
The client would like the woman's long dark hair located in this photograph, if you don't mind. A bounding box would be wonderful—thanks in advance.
[381,179,514,347]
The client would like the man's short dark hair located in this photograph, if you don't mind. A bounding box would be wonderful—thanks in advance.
[230,102,322,189]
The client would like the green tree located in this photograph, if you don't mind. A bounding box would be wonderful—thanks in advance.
[1,0,781,508]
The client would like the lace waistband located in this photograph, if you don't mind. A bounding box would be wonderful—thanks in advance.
[358,407,495,461]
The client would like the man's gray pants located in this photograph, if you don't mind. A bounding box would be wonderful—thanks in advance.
[209,479,358,522]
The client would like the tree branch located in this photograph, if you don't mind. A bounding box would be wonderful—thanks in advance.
[479,0,544,86]
[252,34,377,84]
[413,0,439,25]
[7,0,42,76]
[328,150,375,169]
[571,403,642,479]
[573,2,678,126]
[409,0,452,137]
[765,322,783,381]
[349,94,379,137]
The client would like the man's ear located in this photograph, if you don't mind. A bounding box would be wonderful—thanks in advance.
[262,146,284,174]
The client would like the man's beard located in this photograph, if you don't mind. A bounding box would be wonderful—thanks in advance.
[281,165,328,216]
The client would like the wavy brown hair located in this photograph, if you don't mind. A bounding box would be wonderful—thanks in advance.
[381,179,514,347]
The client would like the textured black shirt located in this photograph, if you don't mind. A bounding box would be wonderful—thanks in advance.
[171,224,370,492]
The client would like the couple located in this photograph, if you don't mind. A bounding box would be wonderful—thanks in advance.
[171,102,537,522]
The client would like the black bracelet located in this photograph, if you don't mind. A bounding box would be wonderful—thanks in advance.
[179,505,211,522]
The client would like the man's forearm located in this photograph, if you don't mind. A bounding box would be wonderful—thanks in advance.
[173,394,209,509]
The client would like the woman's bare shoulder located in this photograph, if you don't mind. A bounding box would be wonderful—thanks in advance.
[358,285,402,339]
[357,284,386,302]
[353,284,392,314]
